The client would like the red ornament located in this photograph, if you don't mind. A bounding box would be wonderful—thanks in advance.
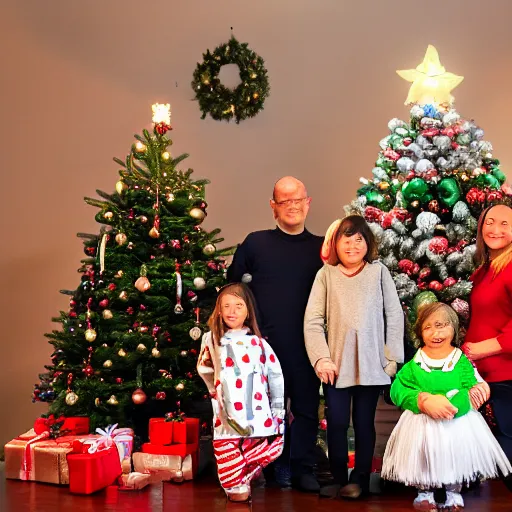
[156,391,166,400]
[108,283,117,291]
[451,142,459,150]
[132,388,147,405]
[85,247,96,256]
[190,348,197,356]
[428,281,444,292]
[421,128,440,138]
[383,148,401,161]
[418,282,428,290]
[83,365,94,377]
[126,307,134,315]
[443,277,457,287]
[398,259,415,275]
[69,311,77,318]
[466,187,486,205]
[364,206,384,224]
[127,209,135,220]
[155,122,171,135]
[140,304,147,311]
[403,138,412,146]
[441,127,456,138]
[99,299,109,308]
[115,378,123,384]
[170,240,181,250]
[428,236,449,255]
[319,419,328,431]
[207,262,218,270]
[487,190,503,202]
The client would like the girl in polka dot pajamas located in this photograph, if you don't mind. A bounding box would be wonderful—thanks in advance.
[197,283,285,502]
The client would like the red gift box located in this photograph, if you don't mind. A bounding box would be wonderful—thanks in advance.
[34,416,90,436]
[149,418,173,445]
[142,442,198,477]
[67,444,122,494]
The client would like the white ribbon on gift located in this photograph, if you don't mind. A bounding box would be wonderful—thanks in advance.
[83,424,133,455]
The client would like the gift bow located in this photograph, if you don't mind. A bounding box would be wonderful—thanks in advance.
[33,415,66,436]
[83,424,133,454]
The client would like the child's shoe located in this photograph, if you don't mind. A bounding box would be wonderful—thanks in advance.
[226,484,251,502]
[438,490,464,510]
[413,491,437,510]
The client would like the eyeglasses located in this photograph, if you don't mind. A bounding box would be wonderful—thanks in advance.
[273,197,309,208]
[422,321,452,333]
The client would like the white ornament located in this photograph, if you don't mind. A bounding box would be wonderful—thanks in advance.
[241,273,252,284]
[189,326,202,340]
[193,277,206,290]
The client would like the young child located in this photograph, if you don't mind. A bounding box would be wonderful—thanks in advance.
[382,302,512,510]
[304,215,405,499]
[197,283,285,502]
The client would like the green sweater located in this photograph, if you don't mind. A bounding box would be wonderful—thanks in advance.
[390,349,478,418]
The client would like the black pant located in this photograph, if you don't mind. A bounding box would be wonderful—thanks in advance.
[489,380,512,462]
[324,384,381,490]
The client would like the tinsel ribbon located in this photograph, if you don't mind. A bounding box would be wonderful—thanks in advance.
[83,424,132,454]
[98,233,108,273]
[174,265,183,314]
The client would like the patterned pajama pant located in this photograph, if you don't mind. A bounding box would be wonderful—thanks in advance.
[213,435,284,495]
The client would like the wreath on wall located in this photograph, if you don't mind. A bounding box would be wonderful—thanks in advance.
[191,36,270,124]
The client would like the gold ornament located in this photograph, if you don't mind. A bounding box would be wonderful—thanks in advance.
[136,343,147,353]
[115,180,127,194]
[250,73,257,79]
[378,182,390,191]
[135,276,151,292]
[94,398,101,407]
[202,243,216,256]
[103,360,113,368]
[166,192,175,202]
[162,151,171,161]
[396,45,464,106]
[103,211,114,220]
[189,208,206,223]
[253,93,259,99]
[411,200,420,208]
[85,328,97,342]
[65,391,79,406]
[102,309,113,320]
[118,348,127,357]
[132,388,147,405]
[175,383,185,391]
[151,347,161,358]
[135,141,146,152]
[115,233,127,245]
[149,227,160,238]
[461,173,470,182]
[114,270,124,278]
[119,291,128,301]
[107,395,118,405]
[138,215,148,223]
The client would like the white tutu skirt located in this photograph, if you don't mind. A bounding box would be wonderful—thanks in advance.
[381,409,512,488]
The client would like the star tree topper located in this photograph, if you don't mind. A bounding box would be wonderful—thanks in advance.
[396,45,464,107]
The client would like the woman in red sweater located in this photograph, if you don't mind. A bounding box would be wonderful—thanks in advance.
[464,204,512,467]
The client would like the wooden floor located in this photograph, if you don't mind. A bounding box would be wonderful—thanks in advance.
[1,399,510,511]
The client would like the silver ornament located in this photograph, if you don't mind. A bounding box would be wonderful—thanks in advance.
[241,273,252,284]
[193,277,206,290]
[202,243,216,256]
[189,326,202,340]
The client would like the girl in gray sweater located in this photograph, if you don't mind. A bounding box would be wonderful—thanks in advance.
[304,215,404,499]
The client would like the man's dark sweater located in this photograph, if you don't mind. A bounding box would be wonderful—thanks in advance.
[227,227,323,373]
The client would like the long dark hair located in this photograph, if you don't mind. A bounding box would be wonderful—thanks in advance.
[207,283,262,345]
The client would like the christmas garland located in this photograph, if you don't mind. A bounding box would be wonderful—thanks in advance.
[191,36,270,123]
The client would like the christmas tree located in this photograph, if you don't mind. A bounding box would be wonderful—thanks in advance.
[33,104,229,437]
[346,46,512,355]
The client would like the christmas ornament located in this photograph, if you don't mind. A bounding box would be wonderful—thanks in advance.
[444,277,457,287]
[65,391,79,406]
[151,347,161,358]
[135,264,151,292]
[428,281,444,292]
[162,151,171,161]
[132,388,147,404]
[115,377,123,384]
[175,383,185,391]
[428,236,449,255]
[192,36,270,123]
[102,309,113,320]
[466,187,486,205]
[152,103,172,134]
[166,192,175,202]
[156,391,166,400]
[428,200,440,213]
[99,299,109,308]
[85,328,97,342]
[412,291,438,314]
[136,343,147,353]
[114,270,124,278]
[107,395,118,405]
[115,180,127,195]
[242,273,253,284]
[189,326,202,340]
[135,141,146,152]
[94,398,101,407]
[119,291,128,301]
[118,349,127,357]
[396,45,464,106]
[202,243,216,256]
[193,277,206,290]
[451,298,470,320]
[115,233,128,245]
[174,266,184,314]
[103,360,113,368]
[138,215,148,224]
[402,178,428,203]
[149,227,160,238]
[189,207,206,223]
[437,178,461,207]
[83,364,94,377]
[180,350,188,357]
[103,211,114,220]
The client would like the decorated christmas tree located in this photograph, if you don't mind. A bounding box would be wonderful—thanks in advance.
[33,104,229,437]
[346,46,512,355]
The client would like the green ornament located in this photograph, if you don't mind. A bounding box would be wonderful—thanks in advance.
[366,190,385,205]
[437,178,461,207]
[456,133,471,145]
[476,174,500,190]
[412,291,438,315]
[388,134,403,149]
[376,156,393,170]
[402,178,428,202]
[491,168,506,186]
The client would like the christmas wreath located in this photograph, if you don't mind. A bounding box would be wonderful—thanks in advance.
[191,36,270,123]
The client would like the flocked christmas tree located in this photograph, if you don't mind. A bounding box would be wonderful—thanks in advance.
[33,104,230,437]
[346,46,512,356]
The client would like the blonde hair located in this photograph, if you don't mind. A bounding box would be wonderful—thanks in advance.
[207,283,262,346]
[475,204,512,275]
[414,302,460,348]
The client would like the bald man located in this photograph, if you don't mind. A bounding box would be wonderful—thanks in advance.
[227,177,323,492]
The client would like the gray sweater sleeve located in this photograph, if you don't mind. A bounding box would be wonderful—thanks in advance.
[304,267,331,368]
[381,265,405,364]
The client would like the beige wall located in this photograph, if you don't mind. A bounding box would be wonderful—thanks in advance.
[1,0,511,445]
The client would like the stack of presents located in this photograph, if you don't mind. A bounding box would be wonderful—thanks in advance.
[4,414,200,494]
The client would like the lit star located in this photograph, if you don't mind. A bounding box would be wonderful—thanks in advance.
[396,45,464,106]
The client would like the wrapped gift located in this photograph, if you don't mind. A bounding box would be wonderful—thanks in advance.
[149,418,173,445]
[67,441,122,494]
[118,472,152,491]
[84,424,133,463]
[172,418,199,445]
[4,430,97,484]
[34,416,90,436]
[132,452,194,482]
[141,442,197,478]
